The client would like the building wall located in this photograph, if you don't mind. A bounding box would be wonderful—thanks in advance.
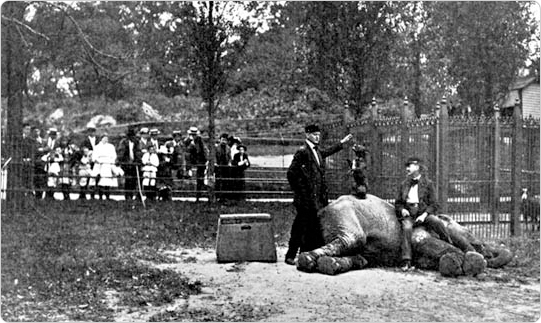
[502,83,540,119]
[522,83,540,119]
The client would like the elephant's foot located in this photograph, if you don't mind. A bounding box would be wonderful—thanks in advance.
[316,255,368,275]
[438,252,464,277]
[297,252,318,272]
[316,256,342,275]
[462,251,486,276]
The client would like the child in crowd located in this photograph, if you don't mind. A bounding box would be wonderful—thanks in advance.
[41,146,64,199]
[141,144,160,200]
[77,147,95,199]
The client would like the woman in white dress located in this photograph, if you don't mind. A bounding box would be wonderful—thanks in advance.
[92,134,117,200]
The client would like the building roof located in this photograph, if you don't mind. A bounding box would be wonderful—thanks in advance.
[509,76,538,90]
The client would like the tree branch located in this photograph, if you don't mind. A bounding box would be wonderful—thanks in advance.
[42,1,129,60]
[1,14,50,41]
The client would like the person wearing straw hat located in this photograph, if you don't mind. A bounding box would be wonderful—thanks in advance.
[284,124,353,266]
[45,127,58,151]
[394,156,451,272]
[141,144,160,201]
[139,127,150,153]
[149,128,161,151]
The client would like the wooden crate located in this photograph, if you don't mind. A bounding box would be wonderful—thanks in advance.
[216,213,277,263]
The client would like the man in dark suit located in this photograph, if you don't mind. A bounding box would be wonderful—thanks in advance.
[21,123,36,197]
[215,133,232,200]
[80,124,97,151]
[169,130,187,179]
[285,124,353,265]
[117,127,142,200]
[394,157,451,271]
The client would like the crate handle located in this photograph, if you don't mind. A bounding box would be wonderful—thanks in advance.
[240,225,251,230]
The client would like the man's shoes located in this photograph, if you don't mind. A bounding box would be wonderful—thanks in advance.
[285,257,296,266]
[400,260,414,272]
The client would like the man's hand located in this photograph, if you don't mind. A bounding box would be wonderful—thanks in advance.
[416,212,428,223]
[401,209,410,217]
[340,134,353,144]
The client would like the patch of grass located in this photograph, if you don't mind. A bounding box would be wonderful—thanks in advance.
[1,200,294,321]
[4,199,537,321]
[495,235,540,279]
[148,300,283,322]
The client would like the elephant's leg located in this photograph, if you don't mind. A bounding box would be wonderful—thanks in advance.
[412,227,462,269]
[412,227,486,277]
[297,228,366,273]
[445,220,479,253]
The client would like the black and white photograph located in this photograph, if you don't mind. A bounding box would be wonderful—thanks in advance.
[1,1,540,321]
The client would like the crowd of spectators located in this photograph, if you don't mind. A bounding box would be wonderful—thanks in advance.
[20,123,250,202]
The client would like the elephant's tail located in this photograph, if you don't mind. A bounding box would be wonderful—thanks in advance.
[483,245,514,268]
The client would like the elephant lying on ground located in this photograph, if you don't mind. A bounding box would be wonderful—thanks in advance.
[297,195,513,277]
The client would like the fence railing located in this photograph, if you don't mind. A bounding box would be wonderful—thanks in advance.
[322,97,540,239]
[1,98,539,239]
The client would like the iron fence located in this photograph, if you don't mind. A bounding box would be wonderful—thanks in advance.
[322,99,540,239]
[1,99,539,240]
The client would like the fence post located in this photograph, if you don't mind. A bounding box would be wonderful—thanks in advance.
[491,104,501,225]
[400,96,409,167]
[434,102,441,199]
[510,98,523,236]
[438,96,450,214]
[370,97,381,195]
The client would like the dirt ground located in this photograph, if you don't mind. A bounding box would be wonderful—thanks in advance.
[108,247,540,322]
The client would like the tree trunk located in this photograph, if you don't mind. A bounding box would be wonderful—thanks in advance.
[205,1,216,203]
[207,97,216,203]
[2,2,28,210]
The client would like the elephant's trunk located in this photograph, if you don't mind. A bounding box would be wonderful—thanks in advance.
[484,245,514,268]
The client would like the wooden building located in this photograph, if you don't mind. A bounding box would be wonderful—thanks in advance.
[502,76,540,118]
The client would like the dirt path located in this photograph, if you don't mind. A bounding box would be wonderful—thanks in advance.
[113,247,540,322]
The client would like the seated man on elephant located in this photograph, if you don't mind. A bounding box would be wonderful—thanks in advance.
[395,157,452,271]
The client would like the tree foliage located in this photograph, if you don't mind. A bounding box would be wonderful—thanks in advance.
[1,1,539,124]
[423,2,536,114]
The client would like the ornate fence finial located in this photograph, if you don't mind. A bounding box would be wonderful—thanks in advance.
[435,102,441,117]
[441,95,447,106]
[515,98,521,107]
[493,103,500,120]
[404,96,409,107]
[371,97,378,119]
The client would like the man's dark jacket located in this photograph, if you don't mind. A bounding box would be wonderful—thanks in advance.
[287,141,343,212]
[80,136,96,151]
[117,137,142,166]
[394,175,438,219]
